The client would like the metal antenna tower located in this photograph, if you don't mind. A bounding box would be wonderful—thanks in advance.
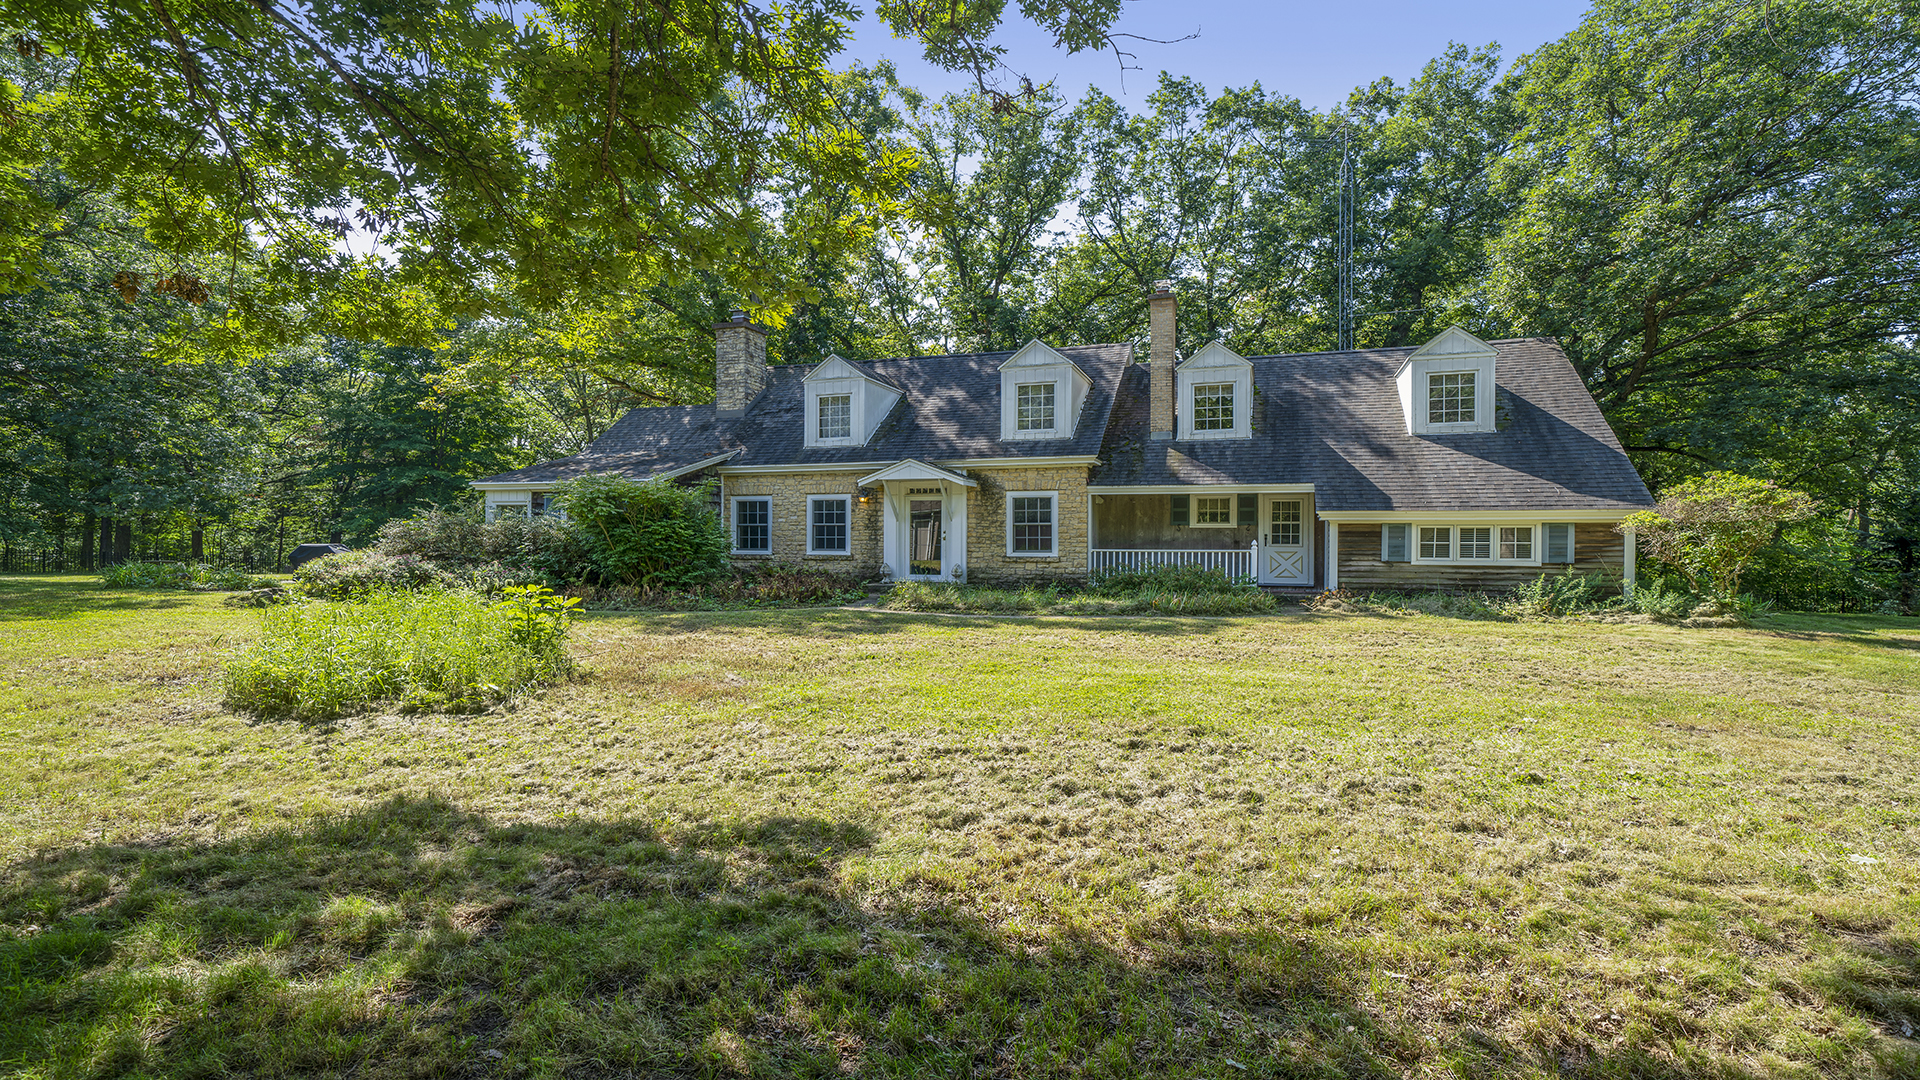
[1335,126,1355,353]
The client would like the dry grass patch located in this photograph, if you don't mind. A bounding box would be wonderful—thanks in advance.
[3,576,1918,1078]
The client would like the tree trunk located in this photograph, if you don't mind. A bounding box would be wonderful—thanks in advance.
[115,522,132,565]
[330,529,343,544]
[100,516,115,566]
[80,513,95,570]
[191,523,205,562]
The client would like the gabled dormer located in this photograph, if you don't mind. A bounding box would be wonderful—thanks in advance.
[1175,341,1253,441]
[999,340,1092,441]
[803,355,902,448]
[1396,326,1499,435]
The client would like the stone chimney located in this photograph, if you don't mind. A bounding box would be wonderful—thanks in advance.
[714,310,769,415]
[1148,280,1176,441]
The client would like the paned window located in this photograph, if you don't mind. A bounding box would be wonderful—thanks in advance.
[1016,382,1056,431]
[817,394,852,440]
[1499,526,1533,560]
[1428,372,1476,425]
[1192,383,1235,431]
[1195,496,1234,525]
[1010,495,1055,554]
[809,496,849,553]
[734,498,770,553]
[1459,526,1492,559]
[1419,526,1451,560]
[1270,500,1303,545]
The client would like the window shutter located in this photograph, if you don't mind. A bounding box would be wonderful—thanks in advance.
[1236,493,1257,525]
[1546,523,1574,563]
[1383,523,1410,562]
[1170,494,1189,527]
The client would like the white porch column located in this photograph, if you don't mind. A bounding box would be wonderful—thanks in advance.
[1325,522,1340,591]
[1623,526,1637,598]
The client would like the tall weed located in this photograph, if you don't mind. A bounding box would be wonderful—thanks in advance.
[101,561,276,591]
[223,587,575,721]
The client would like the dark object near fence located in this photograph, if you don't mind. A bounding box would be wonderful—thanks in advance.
[287,543,350,572]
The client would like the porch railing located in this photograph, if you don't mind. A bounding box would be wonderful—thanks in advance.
[1088,544,1256,583]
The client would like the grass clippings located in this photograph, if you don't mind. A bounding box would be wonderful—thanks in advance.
[3,575,1919,1078]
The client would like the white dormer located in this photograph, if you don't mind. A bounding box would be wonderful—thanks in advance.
[1396,326,1499,435]
[803,355,902,448]
[1176,341,1254,440]
[999,340,1092,441]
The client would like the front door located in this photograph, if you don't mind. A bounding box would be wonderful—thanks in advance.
[1259,495,1313,585]
[908,499,944,578]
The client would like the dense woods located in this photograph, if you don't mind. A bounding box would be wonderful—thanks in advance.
[0,0,1914,606]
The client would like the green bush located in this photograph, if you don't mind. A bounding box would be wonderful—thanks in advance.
[293,550,455,599]
[1739,516,1893,613]
[100,561,276,591]
[883,579,1278,616]
[1346,590,1510,620]
[222,586,576,721]
[1510,568,1612,617]
[585,563,869,610]
[557,474,729,587]
[376,508,592,585]
[1621,577,1697,621]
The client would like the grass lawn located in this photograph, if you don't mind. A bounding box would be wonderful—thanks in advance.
[2,574,1918,1079]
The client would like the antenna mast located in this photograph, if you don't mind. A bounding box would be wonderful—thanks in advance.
[1336,127,1354,352]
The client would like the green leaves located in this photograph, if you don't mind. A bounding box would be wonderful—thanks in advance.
[556,474,730,587]
[1622,472,1820,600]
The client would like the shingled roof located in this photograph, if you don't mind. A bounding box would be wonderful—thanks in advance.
[1090,338,1653,512]
[472,343,1130,485]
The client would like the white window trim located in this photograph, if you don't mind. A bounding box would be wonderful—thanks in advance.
[1013,381,1059,436]
[1005,490,1059,558]
[1190,494,1238,529]
[814,393,855,445]
[1180,372,1253,441]
[731,495,772,555]
[806,494,853,556]
[1406,522,1545,566]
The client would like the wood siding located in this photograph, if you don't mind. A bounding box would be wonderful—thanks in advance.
[1092,494,1255,550]
[1337,522,1624,592]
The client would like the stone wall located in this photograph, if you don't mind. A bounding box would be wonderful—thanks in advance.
[720,471,884,575]
[1336,521,1626,592]
[962,464,1092,585]
[714,316,769,414]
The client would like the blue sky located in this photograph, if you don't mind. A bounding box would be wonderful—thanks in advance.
[842,0,1595,109]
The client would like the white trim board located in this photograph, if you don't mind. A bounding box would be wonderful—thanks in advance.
[1088,484,1315,495]
[1316,508,1638,523]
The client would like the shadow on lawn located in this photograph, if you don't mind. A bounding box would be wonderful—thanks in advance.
[591,606,1311,639]
[0,576,203,622]
[3,796,1896,1079]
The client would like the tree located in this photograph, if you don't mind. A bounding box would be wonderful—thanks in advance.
[1621,473,1818,600]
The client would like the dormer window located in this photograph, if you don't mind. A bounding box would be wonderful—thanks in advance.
[1016,383,1056,432]
[818,394,852,440]
[1192,383,1236,431]
[1427,373,1475,425]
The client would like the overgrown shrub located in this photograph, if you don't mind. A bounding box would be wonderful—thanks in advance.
[581,563,869,610]
[1089,563,1249,595]
[1344,590,1511,620]
[293,550,455,598]
[1509,569,1612,617]
[557,474,729,587]
[222,586,576,721]
[100,561,276,591]
[376,509,591,585]
[1620,576,1696,621]
[884,579,1278,616]
[1621,473,1818,600]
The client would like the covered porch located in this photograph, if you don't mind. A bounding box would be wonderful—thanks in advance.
[1087,487,1321,587]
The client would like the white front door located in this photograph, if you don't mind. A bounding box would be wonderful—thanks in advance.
[1258,495,1314,585]
[888,485,964,582]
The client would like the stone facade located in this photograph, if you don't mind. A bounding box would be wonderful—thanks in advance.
[961,464,1092,585]
[713,314,769,414]
[720,471,884,575]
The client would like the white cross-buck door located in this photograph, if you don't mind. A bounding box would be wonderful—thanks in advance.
[1259,495,1314,585]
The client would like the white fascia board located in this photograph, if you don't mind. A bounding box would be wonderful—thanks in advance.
[717,461,892,475]
[658,449,745,479]
[1086,483,1314,494]
[1315,508,1639,523]
[718,454,1103,475]
[858,458,980,488]
[1175,340,1252,372]
[938,455,1102,468]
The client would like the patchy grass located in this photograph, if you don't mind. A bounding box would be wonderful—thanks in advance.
[3,574,1919,1078]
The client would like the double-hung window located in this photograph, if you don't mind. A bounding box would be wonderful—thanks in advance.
[1458,527,1492,559]
[733,497,771,554]
[808,496,849,554]
[1016,383,1055,432]
[1194,495,1234,526]
[1192,383,1235,432]
[1419,526,1451,560]
[817,394,852,441]
[1008,492,1056,556]
[1499,527,1533,560]
[1428,372,1475,425]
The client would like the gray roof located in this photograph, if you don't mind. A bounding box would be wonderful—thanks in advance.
[472,343,1131,485]
[1090,338,1653,512]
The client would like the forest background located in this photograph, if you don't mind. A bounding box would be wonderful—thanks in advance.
[0,0,1914,609]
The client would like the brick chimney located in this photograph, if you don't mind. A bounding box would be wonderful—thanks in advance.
[1148,280,1176,441]
[714,310,769,415]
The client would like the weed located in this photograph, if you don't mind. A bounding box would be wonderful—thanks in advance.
[100,561,276,591]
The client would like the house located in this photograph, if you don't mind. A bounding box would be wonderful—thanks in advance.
[471,282,1654,591]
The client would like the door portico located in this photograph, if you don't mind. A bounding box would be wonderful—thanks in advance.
[859,459,978,583]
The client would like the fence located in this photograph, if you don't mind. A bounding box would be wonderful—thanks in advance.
[1088,546,1256,582]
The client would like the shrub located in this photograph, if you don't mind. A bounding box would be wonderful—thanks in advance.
[557,474,729,587]
[222,586,576,721]
[883,579,1278,616]
[293,550,455,599]
[1347,590,1510,620]
[1621,473,1818,601]
[1620,576,1696,621]
[376,509,592,585]
[1089,563,1249,595]
[1740,516,1893,613]
[582,563,869,611]
[100,561,276,591]
[1509,568,1612,617]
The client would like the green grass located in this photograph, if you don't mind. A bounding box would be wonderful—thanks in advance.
[3,574,1919,1078]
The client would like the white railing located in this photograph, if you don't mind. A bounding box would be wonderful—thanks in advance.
[1088,544,1256,583]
